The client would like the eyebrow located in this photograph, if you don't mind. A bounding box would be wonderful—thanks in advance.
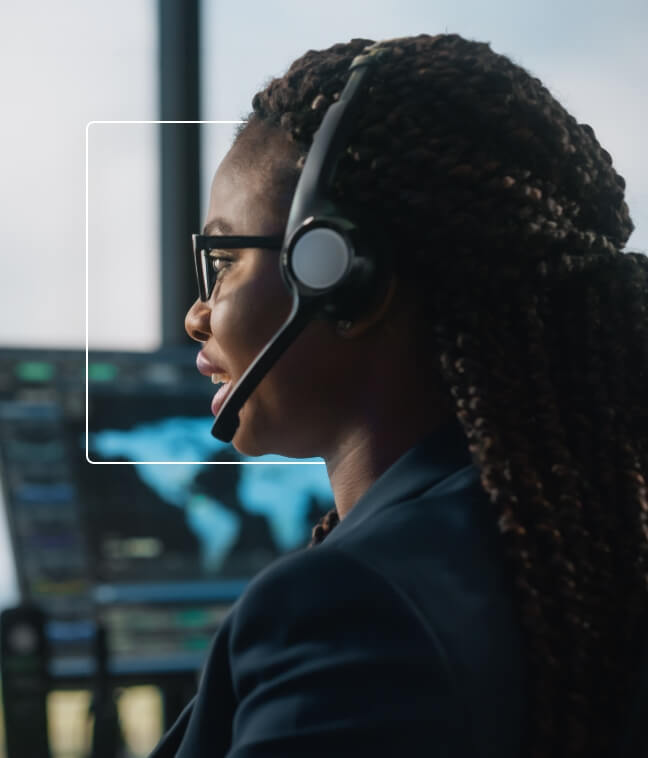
[202,217,234,235]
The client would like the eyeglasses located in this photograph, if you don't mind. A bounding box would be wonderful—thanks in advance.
[192,234,284,302]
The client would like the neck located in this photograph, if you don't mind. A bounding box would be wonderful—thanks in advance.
[323,381,454,520]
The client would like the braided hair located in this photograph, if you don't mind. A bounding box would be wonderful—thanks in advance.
[240,34,648,756]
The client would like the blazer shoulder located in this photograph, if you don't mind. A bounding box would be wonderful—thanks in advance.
[231,542,452,654]
[223,545,473,756]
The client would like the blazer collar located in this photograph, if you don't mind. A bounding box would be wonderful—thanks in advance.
[324,415,474,545]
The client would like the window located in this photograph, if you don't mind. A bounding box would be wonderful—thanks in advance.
[1,0,159,350]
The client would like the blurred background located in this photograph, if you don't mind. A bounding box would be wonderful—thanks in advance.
[0,0,646,756]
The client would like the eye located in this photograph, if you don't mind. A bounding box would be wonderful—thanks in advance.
[208,252,234,278]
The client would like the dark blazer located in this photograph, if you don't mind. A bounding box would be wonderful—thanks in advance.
[149,416,528,757]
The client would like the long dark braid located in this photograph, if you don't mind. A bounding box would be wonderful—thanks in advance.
[242,34,648,756]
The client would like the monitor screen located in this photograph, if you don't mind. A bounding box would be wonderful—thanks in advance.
[0,347,334,680]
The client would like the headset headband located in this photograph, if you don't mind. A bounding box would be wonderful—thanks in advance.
[285,46,388,239]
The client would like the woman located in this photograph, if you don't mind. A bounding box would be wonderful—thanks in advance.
[150,34,648,757]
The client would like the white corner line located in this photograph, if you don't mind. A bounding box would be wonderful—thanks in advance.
[85,121,90,464]
[85,120,247,126]
[85,460,325,465]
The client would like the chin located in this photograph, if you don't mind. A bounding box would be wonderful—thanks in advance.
[230,432,268,458]
[231,428,297,459]
[229,408,282,458]
[231,407,316,460]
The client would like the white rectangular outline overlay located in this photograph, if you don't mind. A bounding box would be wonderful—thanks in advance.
[85,121,324,466]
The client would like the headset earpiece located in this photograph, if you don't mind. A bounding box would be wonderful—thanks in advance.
[283,221,352,294]
[281,215,381,320]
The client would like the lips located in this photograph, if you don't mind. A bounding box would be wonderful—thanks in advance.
[196,350,234,418]
[210,380,233,417]
[196,351,232,381]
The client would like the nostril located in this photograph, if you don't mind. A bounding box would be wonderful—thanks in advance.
[185,299,211,342]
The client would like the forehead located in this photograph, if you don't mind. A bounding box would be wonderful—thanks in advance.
[230,120,300,178]
[206,122,301,235]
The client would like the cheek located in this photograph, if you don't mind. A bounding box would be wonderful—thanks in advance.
[209,264,292,375]
[259,320,348,417]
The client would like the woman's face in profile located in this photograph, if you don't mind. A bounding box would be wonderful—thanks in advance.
[185,125,364,459]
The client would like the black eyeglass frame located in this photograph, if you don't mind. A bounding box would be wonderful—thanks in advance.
[192,233,284,302]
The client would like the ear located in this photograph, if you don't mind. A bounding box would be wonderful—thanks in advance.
[335,275,399,338]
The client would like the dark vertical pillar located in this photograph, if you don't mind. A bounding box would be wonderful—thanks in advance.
[158,0,201,345]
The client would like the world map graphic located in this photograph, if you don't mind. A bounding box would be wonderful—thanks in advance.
[87,416,333,572]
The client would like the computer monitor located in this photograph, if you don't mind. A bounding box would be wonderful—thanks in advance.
[0,346,334,682]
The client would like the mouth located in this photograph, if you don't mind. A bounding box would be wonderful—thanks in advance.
[210,377,233,418]
[210,370,231,385]
[195,352,234,418]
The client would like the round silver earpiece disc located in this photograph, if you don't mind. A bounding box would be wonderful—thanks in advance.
[291,228,351,290]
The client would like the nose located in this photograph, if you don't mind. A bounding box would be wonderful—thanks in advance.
[185,298,211,342]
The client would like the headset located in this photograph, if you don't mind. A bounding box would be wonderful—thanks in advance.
[208,43,389,443]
